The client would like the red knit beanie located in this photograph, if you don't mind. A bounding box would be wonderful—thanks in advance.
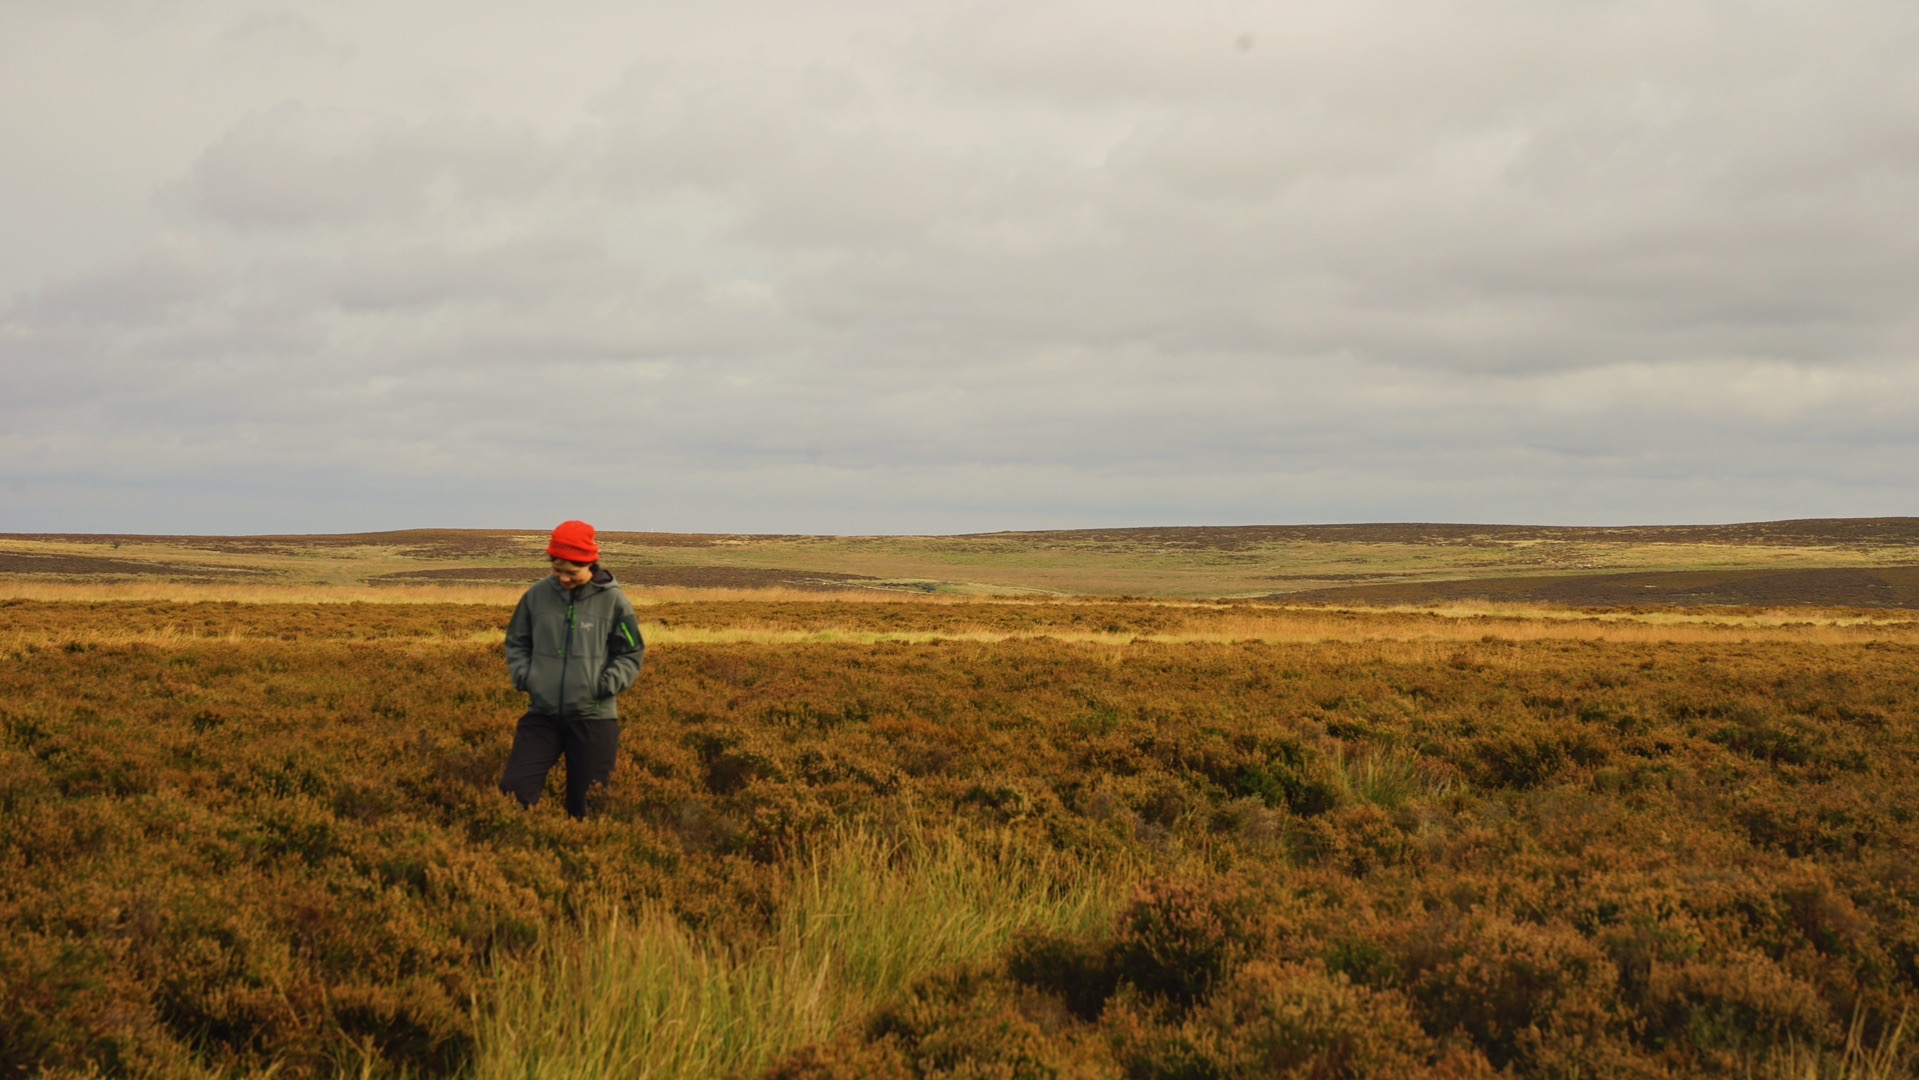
[546,520,599,564]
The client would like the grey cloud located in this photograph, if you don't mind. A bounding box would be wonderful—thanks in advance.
[9,242,219,328]
[216,10,354,66]
[311,234,620,312]
[164,101,573,230]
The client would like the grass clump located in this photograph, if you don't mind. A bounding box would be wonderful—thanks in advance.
[469,828,1122,1079]
[1332,746,1431,810]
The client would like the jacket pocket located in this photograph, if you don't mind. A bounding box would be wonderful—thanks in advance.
[560,653,594,716]
[529,689,558,716]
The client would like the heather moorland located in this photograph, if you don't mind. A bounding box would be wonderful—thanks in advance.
[3,527,1917,1076]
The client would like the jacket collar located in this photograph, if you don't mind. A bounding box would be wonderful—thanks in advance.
[543,568,618,598]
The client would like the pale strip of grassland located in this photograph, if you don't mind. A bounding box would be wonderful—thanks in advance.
[644,621,1919,646]
[9,615,1916,652]
[10,581,1918,630]
[1171,610,1919,644]
[1308,601,1919,629]
[0,581,956,606]
[0,580,1101,606]
[0,581,530,605]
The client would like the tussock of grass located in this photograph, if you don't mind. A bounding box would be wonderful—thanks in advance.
[1761,1007,1909,1080]
[1333,747,1435,811]
[469,829,1124,1080]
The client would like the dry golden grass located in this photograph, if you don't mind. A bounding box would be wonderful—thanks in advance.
[629,621,1919,649]
[0,580,531,606]
[1322,598,1912,623]
[6,585,1916,652]
[0,581,938,607]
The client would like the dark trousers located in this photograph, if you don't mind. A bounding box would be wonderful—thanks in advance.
[498,712,620,819]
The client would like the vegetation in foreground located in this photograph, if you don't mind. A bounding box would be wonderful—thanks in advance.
[2,596,1917,1076]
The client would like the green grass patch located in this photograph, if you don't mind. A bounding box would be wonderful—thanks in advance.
[469,828,1125,1079]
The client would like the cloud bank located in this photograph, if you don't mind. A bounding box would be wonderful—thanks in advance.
[3,0,1916,532]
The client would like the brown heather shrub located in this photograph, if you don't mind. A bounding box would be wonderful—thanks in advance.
[1109,960,1477,1079]
[1292,802,1414,875]
[1640,950,1833,1067]
[1109,880,1256,1009]
[1396,911,1622,1071]
[764,1038,917,1078]
[866,967,1065,1078]
[770,963,1117,1079]
[1007,929,1122,1023]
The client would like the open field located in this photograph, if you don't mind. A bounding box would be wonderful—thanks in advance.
[1282,566,1919,610]
[7,517,1919,601]
[4,591,1917,1077]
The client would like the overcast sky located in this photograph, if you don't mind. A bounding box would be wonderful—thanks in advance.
[3,1,1915,534]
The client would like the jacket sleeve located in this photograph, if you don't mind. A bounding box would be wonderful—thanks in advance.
[504,593,533,692]
[596,592,645,698]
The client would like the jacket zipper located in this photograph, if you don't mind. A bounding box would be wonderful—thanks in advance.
[556,593,576,716]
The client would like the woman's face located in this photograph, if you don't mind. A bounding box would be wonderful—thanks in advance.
[550,558,594,589]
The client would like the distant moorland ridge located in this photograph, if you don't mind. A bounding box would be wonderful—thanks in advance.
[4,518,1918,603]
[9,516,1919,548]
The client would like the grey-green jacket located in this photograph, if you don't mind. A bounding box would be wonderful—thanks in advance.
[504,570,646,719]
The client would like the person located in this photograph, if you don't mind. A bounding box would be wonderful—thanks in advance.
[499,520,646,819]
